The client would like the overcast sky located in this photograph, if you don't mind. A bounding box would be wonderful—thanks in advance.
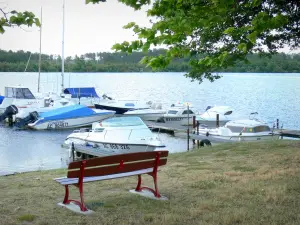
[0,0,150,56]
[0,0,299,57]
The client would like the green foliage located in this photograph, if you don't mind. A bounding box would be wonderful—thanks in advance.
[0,9,40,33]
[90,0,300,83]
[0,49,299,73]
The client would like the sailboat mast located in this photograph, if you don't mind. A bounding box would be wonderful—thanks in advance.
[38,7,42,93]
[61,0,65,91]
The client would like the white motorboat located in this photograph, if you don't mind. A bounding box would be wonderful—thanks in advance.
[196,118,280,142]
[0,86,50,114]
[94,94,151,114]
[196,106,233,128]
[123,102,166,121]
[64,116,166,154]
[158,103,196,126]
[26,104,115,130]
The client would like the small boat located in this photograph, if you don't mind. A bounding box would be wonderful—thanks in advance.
[94,94,151,114]
[123,102,166,121]
[158,103,196,126]
[64,116,166,154]
[196,106,233,128]
[196,118,280,142]
[0,86,48,114]
[62,87,101,108]
[26,104,115,130]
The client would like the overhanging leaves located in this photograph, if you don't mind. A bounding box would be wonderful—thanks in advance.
[0,9,40,33]
[74,0,300,83]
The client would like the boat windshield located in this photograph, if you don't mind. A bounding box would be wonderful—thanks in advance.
[227,125,271,133]
[100,116,145,127]
[5,87,35,99]
[167,110,178,115]
[182,110,194,114]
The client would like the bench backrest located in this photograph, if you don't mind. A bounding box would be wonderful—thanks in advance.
[67,151,169,178]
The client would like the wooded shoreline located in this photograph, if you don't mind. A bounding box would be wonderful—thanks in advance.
[1,49,300,73]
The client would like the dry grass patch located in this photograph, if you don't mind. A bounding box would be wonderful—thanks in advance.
[0,140,300,225]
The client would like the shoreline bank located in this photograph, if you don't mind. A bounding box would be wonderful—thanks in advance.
[1,140,300,225]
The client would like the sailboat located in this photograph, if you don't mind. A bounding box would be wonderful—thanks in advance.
[14,0,117,130]
[0,9,58,115]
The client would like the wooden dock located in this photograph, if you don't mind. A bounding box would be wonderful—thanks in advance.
[277,129,300,138]
[146,121,300,139]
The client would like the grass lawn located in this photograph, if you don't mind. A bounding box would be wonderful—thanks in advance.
[0,140,300,225]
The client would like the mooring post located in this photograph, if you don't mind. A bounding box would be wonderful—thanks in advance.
[71,142,75,161]
[197,121,200,148]
[193,116,196,128]
[276,119,279,129]
[216,114,220,128]
[192,116,196,145]
[187,129,190,151]
[187,104,190,151]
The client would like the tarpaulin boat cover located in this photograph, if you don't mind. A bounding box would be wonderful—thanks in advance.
[0,96,4,104]
[63,87,99,98]
[39,104,110,122]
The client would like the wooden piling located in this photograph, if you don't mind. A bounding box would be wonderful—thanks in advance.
[71,142,75,161]
[197,121,200,148]
[193,116,196,128]
[216,114,220,128]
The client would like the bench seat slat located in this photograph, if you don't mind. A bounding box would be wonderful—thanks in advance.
[54,168,153,185]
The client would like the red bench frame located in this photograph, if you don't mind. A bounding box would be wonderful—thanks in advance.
[54,151,169,212]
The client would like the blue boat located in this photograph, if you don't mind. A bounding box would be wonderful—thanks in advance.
[26,104,115,130]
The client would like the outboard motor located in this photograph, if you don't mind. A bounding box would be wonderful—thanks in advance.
[0,105,18,125]
[14,111,39,128]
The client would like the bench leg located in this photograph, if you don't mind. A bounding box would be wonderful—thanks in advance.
[61,184,88,212]
[63,185,70,204]
[135,175,142,192]
[78,183,87,211]
[135,174,161,198]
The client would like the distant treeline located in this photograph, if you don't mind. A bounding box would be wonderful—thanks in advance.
[0,49,299,73]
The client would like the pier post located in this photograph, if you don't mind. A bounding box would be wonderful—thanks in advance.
[187,129,190,151]
[71,142,75,161]
[216,114,219,128]
[187,104,190,151]
[197,121,200,148]
[193,116,196,128]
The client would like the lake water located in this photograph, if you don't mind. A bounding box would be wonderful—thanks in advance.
[0,72,299,175]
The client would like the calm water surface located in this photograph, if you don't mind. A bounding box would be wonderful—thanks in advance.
[0,72,299,175]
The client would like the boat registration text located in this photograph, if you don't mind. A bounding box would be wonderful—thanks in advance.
[103,143,130,150]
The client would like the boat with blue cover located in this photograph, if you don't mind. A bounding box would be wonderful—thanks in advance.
[63,87,101,107]
[27,104,115,130]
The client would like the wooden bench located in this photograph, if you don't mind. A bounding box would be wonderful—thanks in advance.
[54,151,169,212]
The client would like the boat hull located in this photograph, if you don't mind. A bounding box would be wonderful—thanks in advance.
[121,113,164,122]
[28,113,114,130]
[94,104,132,114]
[197,132,280,142]
[65,137,166,155]
[196,119,229,128]
[158,116,194,126]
